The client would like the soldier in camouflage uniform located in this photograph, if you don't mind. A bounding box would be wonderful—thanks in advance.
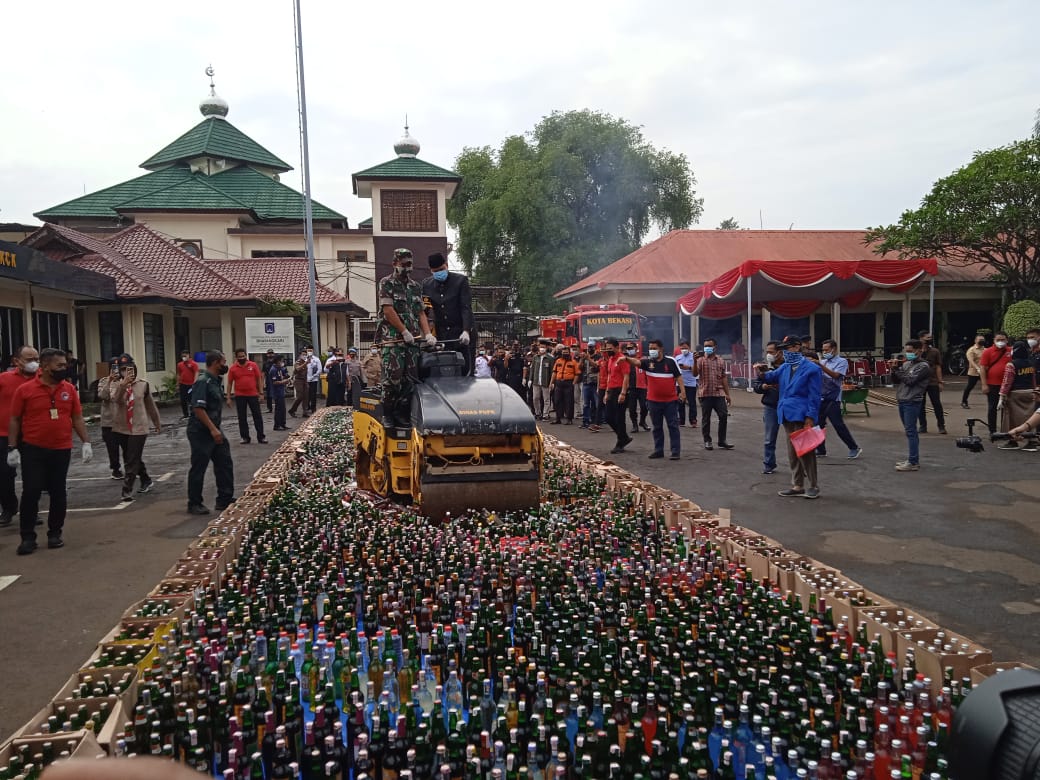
[376,248,437,426]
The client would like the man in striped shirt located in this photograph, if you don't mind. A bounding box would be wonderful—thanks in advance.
[623,339,686,460]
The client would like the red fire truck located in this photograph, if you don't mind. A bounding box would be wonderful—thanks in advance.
[540,304,644,351]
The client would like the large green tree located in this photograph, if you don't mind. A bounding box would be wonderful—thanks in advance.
[866,137,1040,300]
[447,110,702,312]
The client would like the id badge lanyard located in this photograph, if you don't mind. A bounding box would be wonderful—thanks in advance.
[49,387,60,420]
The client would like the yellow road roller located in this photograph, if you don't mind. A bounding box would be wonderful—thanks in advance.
[353,348,543,519]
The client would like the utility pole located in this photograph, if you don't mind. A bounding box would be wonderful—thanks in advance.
[293,0,320,356]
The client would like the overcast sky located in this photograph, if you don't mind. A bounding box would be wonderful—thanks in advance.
[1,0,1036,236]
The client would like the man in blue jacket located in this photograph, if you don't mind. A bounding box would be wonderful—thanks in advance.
[756,335,823,499]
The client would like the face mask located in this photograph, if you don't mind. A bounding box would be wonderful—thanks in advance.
[181,355,189,362]
[22,360,39,374]
[995,341,1007,349]
[218,365,229,375]
[395,262,413,276]
[765,354,776,365]
[703,346,714,355]
[648,349,660,359]
[538,348,546,354]
[478,351,486,356]
[904,352,917,361]
[237,358,247,365]
[625,349,635,356]
[821,352,833,360]
[50,367,69,381]
[680,348,690,355]
[1029,339,1038,349]
[785,351,803,365]
[432,269,449,282]
[370,349,378,355]
[562,353,570,359]
[307,351,313,357]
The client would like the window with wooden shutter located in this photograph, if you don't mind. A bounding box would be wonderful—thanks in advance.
[380,190,438,232]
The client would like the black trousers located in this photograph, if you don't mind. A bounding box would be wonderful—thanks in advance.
[917,384,945,430]
[604,388,628,447]
[19,443,71,542]
[179,384,193,417]
[273,393,287,428]
[235,396,265,441]
[187,430,234,507]
[101,426,122,471]
[115,433,151,494]
[961,376,980,405]
[676,392,698,425]
[553,380,574,422]
[700,396,729,444]
[346,382,361,408]
[326,382,346,407]
[627,387,648,426]
[0,435,17,516]
[308,380,319,412]
[985,386,1000,432]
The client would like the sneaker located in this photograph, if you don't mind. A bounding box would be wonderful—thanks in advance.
[762,467,777,475]
[1023,445,1039,452]
[609,446,626,455]
[630,426,639,434]
[938,428,947,435]
[258,438,268,444]
[110,469,123,480]
[648,452,664,459]
[961,403,970,410]
[816,451,828,458]
[47,536,64,549]
[999,441,1020,450]
[640,423,651,431]
[589,425,601,432]
[717,443,734,450]
[549,420,560,425]
[240,439,251,444]
[578,424,589,429]
[620,435,633,448]
[778,488,805,497]
[669,453,681,460]
[895,461,920,472]
[288,411,298,418]
[564,420,573,425]
[847,448,863,460]
[120,493,135,503]
[704,442,714,451]
[0,511,13,527]
[137,481,154,494]
[804,487,820,499]
[918,428,928,434]
[16,540,37,555]
[215,497,237,511]
[187,503,211,515]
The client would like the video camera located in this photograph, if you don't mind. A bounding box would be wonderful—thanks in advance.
[955,418,1037,453]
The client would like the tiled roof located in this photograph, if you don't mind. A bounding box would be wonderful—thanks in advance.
[207,258,359,308]
[141,118,292,172]
[207,166,345,222]
[36,165,346,223]
[555,230,996,298]
[352,156,461,195]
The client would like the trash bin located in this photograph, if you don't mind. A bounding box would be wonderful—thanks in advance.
[320,375,328,398]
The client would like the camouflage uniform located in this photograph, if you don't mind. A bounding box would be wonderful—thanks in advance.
[376,270,424,423]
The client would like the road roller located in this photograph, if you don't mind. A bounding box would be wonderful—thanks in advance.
[353,347,543,519]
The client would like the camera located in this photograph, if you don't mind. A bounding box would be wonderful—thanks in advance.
[956,434,986,453]
[956,418,1038,453]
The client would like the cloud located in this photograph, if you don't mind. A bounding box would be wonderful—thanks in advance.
[1,0,1037,238]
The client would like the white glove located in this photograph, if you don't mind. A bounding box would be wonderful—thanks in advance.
[997,396,1006,411]
[402,331,415,345]
[7,448,19,468]
[82,442,94,463]
[424,333,438,347]
[459,331,470,346]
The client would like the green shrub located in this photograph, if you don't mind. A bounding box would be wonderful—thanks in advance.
[1002,299,1040,339]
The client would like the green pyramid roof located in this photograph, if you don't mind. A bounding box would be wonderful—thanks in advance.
[36,166,346,223]
[141,118,292,172]
[351,156,461,194]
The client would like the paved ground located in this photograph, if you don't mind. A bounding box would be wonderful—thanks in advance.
[2,382,1037,742]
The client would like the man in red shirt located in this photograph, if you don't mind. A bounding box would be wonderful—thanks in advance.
[0,345,40,526]
[227,348,267,444]
[176,350,199,419]
[602,337,633,454]
[979,330,1012,435]
[8,347,93,555]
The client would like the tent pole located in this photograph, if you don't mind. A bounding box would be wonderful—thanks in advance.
[928,278,935,335]
[746,278,753,392]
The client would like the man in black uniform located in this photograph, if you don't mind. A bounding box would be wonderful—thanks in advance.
[186,350,235,515]
[422,252,475,373]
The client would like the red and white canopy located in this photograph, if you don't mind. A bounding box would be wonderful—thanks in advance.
[677,258,938,318]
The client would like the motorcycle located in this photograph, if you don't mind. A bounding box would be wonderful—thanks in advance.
[945,339,970,376]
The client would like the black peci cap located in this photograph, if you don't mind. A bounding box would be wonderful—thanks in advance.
[428,252,447,269]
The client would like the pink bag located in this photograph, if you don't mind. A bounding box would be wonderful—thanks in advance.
[789,425,825,457]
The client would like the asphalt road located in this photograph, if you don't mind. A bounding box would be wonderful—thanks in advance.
[2,382,1037,743]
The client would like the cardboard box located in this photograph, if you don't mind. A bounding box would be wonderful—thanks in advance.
[744,543,791,583]
[149,576,210,598]
[53,666,138,711]
[911,632,992,690]
[859,607,939,657]
[17,696,122,746]
[120,595,191,628]
[0,729,104,771]
[970,661,1038,686]
[822,588,895,631]
[83,643,155,671]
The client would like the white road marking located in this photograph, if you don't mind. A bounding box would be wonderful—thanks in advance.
[68,477,127,482]
[0,575,20,592]
[155,472,175,483]
[66,502,133,513]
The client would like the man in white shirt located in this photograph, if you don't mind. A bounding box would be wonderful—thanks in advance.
[305,346,323,413]
[474,348,492,378]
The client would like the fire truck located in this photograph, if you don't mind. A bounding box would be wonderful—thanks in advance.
[540,304,644,351]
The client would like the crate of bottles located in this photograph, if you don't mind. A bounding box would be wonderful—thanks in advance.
[0,729,103,776]
[970,661,1038,685]
[54,666,138,707]
[84,643,155,670]
[822,586,895,629]
[149,576,210,599]
[16,697,117,742]
[904,628,993,686]
[165,556,227,589]
[860,606,940,658]
[742,540,790,583]
[120,596,193,628]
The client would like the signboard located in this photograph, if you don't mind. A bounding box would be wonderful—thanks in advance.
[244,317,296,354]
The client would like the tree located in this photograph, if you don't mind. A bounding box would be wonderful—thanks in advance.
[1003,299,1040,340]
[865,137,1040,300]
[717,218,741,230]
[447,110,702,312]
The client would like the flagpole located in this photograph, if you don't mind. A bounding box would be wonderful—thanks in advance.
[293,0,319,356]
